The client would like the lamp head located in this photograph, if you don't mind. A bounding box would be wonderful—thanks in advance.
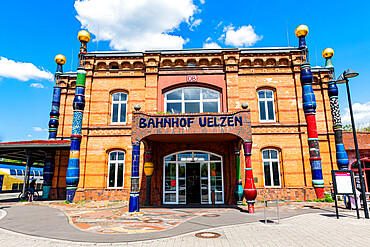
[322,48,334,58]
[77,30,91,43]
[295,25,309,37]
[55,54,66,65]
[336,74,346,84]
[344,69,359,78]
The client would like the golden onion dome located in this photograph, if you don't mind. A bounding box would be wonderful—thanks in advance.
[77,30,91,43]
[55,54,66,65]
[295,25,309,37]
[322,48,334,58]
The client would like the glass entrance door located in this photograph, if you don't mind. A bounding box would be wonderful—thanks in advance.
[163,151,224,205]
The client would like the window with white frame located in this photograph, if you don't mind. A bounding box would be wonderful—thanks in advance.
[258,89,276,122]
[111,92,128,124]
[262,149,281,187]
[107,151,125,188]
[164,87,220,114]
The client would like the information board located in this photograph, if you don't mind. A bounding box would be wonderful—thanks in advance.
[334,171,353,194]
[331,170,359,219]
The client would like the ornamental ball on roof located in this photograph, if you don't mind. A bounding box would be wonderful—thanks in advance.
[78,30,91,43]
[55,54,66,65]
[295,25,309,37]
[322,48,334,58]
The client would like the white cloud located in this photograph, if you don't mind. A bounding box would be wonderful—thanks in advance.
[32,127,47,132]
[74,0,197,51]
[30,83,45,89]
[189,17,202,31]
[27,135,32,138]
[224,25,262,47]
[342,101,370,125]
[200,0,205,4]
[203,42,221,49]
[0,57,53,82]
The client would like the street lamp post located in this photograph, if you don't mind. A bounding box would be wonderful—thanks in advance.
[337,69,369,219]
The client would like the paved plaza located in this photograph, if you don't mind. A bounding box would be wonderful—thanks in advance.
[0,201,369,246]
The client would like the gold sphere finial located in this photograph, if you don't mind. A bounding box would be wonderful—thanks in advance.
[295,25,309,37]
[322,48,334,58]
[78,30,91,43]
[55,54,66,65]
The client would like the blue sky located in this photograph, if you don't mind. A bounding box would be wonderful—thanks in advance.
[0,0,369,142]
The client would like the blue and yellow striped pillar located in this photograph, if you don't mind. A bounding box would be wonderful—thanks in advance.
[42,54,65,200]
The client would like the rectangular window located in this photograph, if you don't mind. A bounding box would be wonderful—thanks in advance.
[107,151,125,188]
[262,150,281,187]
[111,93,128,124]
[203,102,218,113]
[259,101,266,120]
[185,102,200,113]
[112,104,119,122]
[108,163,115,188]
[258,90,276,122]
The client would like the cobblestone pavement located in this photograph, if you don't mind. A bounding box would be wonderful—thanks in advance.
[1,209,369,247]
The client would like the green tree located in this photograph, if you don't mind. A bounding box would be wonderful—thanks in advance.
[342,123,370,132]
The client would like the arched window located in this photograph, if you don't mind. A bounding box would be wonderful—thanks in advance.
[164,87,220,113]
[111,92,128,124]
[258,89,276,122]
[262,149,281,187]
[107,151,125,188]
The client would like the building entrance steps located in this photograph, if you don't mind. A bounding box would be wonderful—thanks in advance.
[0,201,348,243]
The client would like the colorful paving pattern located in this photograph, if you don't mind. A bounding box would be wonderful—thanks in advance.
[32,201,233,234]
[8,200,341,235]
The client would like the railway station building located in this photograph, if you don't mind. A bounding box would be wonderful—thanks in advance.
[47,37,339,208]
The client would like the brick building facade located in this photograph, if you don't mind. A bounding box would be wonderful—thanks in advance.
[50,47,337,204]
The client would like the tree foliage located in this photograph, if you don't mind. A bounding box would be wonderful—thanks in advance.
[342,123,370,132]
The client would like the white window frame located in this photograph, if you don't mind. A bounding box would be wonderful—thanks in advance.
[258,89,276,122]
[111,92,128,124]
[163,150,224,205]
[164,87,220,114]
[107,151,125,189]
[262,149,281,188]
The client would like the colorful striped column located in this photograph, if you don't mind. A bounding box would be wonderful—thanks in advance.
[323,48,349,170]
[234,149,243,205]
[66,68,86,202]
[42,55,65,200]
[66,31,90,202]
[296,25,324,199]
[129,142,141,212]
[243,142,257,213]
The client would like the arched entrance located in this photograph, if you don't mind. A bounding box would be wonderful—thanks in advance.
[163,150,224,205]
